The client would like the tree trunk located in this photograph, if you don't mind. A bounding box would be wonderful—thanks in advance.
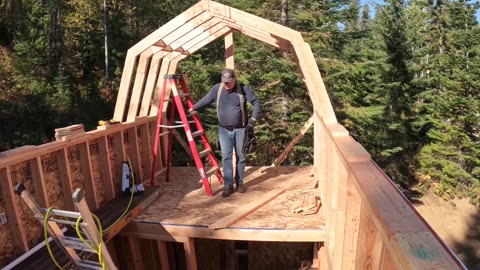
[281,0,288,26]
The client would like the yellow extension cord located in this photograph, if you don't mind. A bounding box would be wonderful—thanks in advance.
[44,159,136,270]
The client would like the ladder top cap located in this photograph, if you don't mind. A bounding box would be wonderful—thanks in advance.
[72,188,86,203]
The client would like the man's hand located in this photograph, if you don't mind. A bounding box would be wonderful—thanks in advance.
[188,108,198,116]
[246,118,256,136]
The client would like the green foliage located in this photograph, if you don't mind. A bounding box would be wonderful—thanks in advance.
[0,0,479,203]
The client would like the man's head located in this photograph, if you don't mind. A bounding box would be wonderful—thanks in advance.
[221,68,236,90]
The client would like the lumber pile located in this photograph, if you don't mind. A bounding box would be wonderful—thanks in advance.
[55,124,85,141]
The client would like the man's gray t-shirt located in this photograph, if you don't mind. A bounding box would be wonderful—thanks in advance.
[192,82,260,127]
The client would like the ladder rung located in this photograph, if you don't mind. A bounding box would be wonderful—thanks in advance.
[159,131,170,137]
[205,167,219,178]
[41,208,81,219]
[192,130,204,138]
[164,74,183,80]
[64,236,96,252]
[198,149,211,158]
[43,217,81,226]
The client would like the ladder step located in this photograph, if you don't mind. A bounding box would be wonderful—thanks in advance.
[192,130,204,138]
[159,131,170,137]
[205,167,219,178]
[198,149,212,158]
[64,236,96,252]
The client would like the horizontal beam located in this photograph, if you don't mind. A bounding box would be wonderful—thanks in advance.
[121,222,326,242]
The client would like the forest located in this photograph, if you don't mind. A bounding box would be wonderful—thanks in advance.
[0,0,479,203]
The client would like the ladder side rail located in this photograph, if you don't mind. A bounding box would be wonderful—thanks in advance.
[179,77,205,134]
[14,184,82,265]
[72,189,118,270]
[150,78,168,185]
[179,77,223,183]
[165,98,176,182]
[170,81,214,196]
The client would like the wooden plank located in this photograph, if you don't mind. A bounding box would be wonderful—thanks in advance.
[209,1,302,42]
[112,131,125,195]
[127,237,144,270]
[225,32,234,68]
[323,138,333,268]
[326,123,349,137]
[0,122,158,172]
[126,50,153,122]
[271,115,313,166]
[332,161,348,269]
[208,189,285,230]
[177,22,229,53]
[114,1,208,121]
[168,17,221,51]
[380,245,397,270]
[73,190,116,269]
[183,237,198,270]
[292,41,337,124]
[29,157,49,207]
[327,145,339,262]
[348,161,427,236]
[149,57,172,116]
[78,142,98,208]
[122,222,326,242]
[159,11,213,48]
[355,203,383,270]
[390,232,461,270]
[334,136,371,163]
[126,127,142,182]
[128,1,208,55]
[341,175,362,270]
[139,52,167,117]
[315,115,325,196]
[185,28,232,55]
[221,19,293,50]
[113,51,138,121]
[55,148,75,210]
[0,167,29,252]
[97,136,115,201]
[139,122,152,181]
[157,240,171,270]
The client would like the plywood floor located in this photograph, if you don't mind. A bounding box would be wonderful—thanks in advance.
[126,166,325,241]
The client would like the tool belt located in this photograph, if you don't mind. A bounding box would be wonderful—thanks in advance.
[220,125,245,131]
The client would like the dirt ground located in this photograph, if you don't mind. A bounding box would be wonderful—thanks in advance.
[414,192,480,270]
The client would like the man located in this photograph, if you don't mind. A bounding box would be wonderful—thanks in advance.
[189,68,260,197]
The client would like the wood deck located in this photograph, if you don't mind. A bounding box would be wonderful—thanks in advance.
[121,166,326,242]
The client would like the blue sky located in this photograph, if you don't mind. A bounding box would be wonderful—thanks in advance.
[359,0,480,21]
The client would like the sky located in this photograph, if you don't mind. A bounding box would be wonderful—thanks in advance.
[359,0,480,22]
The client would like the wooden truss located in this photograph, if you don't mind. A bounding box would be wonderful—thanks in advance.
[112,0,336,125]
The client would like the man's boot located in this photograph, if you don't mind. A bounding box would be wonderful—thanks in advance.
[237,184,246,193]
[222,186,234,197]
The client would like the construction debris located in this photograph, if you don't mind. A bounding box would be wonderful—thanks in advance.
[292,191,321,215]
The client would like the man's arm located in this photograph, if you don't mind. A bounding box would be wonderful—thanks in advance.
[191,85,217,111]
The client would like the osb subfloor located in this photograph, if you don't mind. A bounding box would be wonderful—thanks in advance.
[127,166,325,242]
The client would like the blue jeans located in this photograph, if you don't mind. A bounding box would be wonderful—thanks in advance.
[218,126,247,189]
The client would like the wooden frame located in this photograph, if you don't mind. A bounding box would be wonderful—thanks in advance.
[0,1,467,269]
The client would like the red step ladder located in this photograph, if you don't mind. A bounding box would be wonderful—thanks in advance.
[150,74,224,196]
